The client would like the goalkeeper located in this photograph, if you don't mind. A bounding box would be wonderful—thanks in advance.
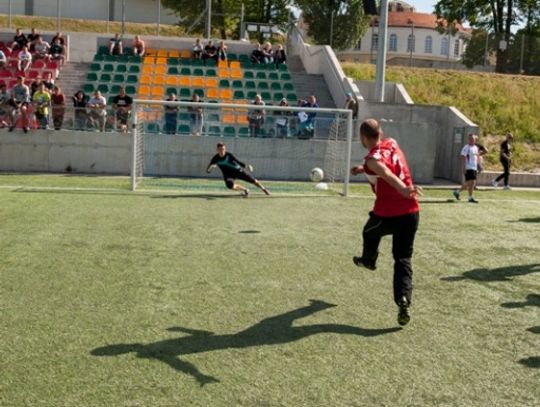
[206,143,271,197]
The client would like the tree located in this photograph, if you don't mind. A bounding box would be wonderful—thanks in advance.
[461,29,491,68]
[294,0,371,50]
[161,0,292,39]
[434,0,518,73]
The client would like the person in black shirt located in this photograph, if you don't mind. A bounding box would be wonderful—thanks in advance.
[9,28,28,52]
[72,90,89,130]
[202,40,217,64]
[112,86,133,132]
[206,143,271,197]
[492,133,513,189]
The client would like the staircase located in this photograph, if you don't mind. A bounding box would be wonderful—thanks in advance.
[56,62,90,100]
[286,55,336,108]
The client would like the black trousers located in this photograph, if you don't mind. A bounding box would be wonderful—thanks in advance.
[361,211,419,305]
[495,158,511,186]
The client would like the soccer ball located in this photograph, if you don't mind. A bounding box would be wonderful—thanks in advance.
[310,167,324,182]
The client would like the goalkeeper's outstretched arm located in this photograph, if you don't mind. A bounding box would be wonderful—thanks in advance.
[206,155,218,173]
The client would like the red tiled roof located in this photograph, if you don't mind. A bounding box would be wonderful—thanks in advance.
[373,12,468,33]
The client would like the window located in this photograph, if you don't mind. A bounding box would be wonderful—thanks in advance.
[441,37,449,56]
[371,33,378,51]
[407,34,416,52]
[425,36,433,53]
[389,34,397,51]
[454,39,460,56]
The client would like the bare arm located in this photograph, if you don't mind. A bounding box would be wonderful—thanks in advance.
[365,158,422,199]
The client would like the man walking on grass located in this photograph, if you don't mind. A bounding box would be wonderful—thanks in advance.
[350,119,422,326]
[453,134,481,203]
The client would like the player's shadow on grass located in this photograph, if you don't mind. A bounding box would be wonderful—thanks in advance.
[441,263,540,282]
[91,299,401,386]
[510,217,540,223]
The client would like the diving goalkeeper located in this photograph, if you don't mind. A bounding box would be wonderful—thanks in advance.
[207,142,271,197]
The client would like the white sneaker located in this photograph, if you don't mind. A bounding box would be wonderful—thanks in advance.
[491,180,498,188]
[503,185,511,190]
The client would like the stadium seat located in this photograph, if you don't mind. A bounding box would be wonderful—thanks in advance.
[238,127,249,137]
[116,64,127,73]
[138,85,151,97]
[178,124,190,135]
[126,75,138,83]
[155,65,167,75]
[89,63,101,72]
[178,112,190,122]
[193,88,204,97]
[86,72,98,82]
[268,72,279,81]
[146,122,160,133]
[166,77,177,86]
[283,83,294,91]
[168,66,179,75]
[157,49,167,57]
[169,50,180,58]
[192,59,203,67]
[218,68,229,78]
[205,69,217,77]
[113,74,124,83]
[168,57,179,66]
[98,46,108,55]
[152,87,165,98]
[192,77,205,87]
[271,82,281,91]
[140,75,152,85]
[246,90,257,100]
[97,84,109,93]
[100,73,112,82]
[219,89,232,99]
[142,65,153,74]
[180,50,191,59]
[205,59,217,68]
[280,73,291,81]
[228,53,238,60]
[193,68,204,76]
[256,72,266,80]
[143,56,155,64]
[206,78,218,88]
[154,75,166,85]
[224,126,236,137]
[219,79,230,88]
[229,61,240,69]
[82,83,94,94]
[257,82,269,90]
[207,126,221,137]
[103,64,114,73]
[207,113,220,123]
[125,85,136,95]
[207,88,219,99]
[93,54,105,62]
[279,64,288,71]
[179,88,191,98]
[128,65,140,74]
[261,91,271,100]
[273,92,285,102]
[178,77,191,87]
[287,93,297,101]
[233,90,245,99]
[129,56,142,64]
[230,69,242,79]
[180,67,191,76]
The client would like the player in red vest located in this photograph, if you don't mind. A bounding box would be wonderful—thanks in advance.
[350,118,422,326]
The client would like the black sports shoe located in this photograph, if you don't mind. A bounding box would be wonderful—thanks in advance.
[352,256,376,270]
[397,296,411,326]
[242,188,250,198]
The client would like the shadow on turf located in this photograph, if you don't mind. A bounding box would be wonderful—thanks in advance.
[510,216,540,223]
[91,299,401,386]
[441,263,540,282]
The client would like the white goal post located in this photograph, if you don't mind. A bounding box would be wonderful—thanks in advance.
[130,99,354,195]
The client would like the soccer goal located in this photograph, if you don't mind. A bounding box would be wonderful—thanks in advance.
[131,99,354,195]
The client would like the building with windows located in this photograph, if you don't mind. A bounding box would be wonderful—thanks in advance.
[338,1,471,68]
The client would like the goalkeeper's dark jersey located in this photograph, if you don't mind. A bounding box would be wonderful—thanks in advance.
[208,152,246,178]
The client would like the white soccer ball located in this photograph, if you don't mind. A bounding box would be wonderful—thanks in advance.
[310,167,324,182]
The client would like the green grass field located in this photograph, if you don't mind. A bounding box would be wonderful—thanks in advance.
[1,175,539,406]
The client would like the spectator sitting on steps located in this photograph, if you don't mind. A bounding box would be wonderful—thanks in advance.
[109,33,123,56]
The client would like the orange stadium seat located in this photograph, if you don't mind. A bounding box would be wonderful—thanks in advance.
[169,50,180,58]
[229,61,240,69]
[142,65,153,74]
[140,74,152,85]
[206,88,219,99]
[192,77,205,87]
[166,76,177,86]
[154,75,166,85]
[157,49,168,57]
[155,65,167,75]
[178,77,191,87]
[156,57,167,65]
[143,56,155,64]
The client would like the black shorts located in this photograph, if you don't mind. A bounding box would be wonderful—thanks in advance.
[465,169,477,181]
[224,170,256,189]
[8,100,29,109]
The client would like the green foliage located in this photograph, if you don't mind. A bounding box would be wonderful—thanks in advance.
[461,29,490,68]
[342,63,540,169]
[1,176,540,405]
[294,0,370,50]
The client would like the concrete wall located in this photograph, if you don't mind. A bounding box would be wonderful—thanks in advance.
[354,80,413,104]
[0,130,131,174]
[0,0,178,25]
[0,124,435,184]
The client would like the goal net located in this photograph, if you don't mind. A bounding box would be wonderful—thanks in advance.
[131,99,353,195]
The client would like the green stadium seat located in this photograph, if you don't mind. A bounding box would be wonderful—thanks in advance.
[279,64,288,71]
[166,87,177,96]
[86,73,98,82]
[233,90,245,99]
[256,71,267,80]
[244,72,255,80]
[239,54,249,62]
[232,80,243,89]
[103,64,114,73]
[206,69,217,77]
[128,65,140,74]
[271,82,281,91]
[125,85,136,95]
[89,63,101,72]
[146,122,160,133]
[179,88,191,98]
[205,59,216,67]
[112,74,124,83]
[104,55,117,63]
[168,67,179,75]
[110,84,121,94]
[107,95,116,104]
[246,90,257,99]
[273,92,285,102]
[192,59,203,67]
[268,72,279,81]
[98,84,109,94]
[287,93,298,101]
[245,81,256,89]
[82,83,94,94]
[129,55,142,63]
[238,127,249,137]
[228,53,238,60]
[207,113,220,123]
[168,57,179,65]
[93,54,105,62]
[179,59,191,66]
[283,83,294,91]
[100,73,112,82]
[193,68,204,76]
[116,64,127,73]
[178,124,191,135]
[240,61,252,69]
[219,79,230,88]
[224,126,236,137]
[208,125,221,137]
[261,91,271,100]
[98,46,108,55]
[257,82,269,90]
[126,75,138,83]
[180,67,191,76]
[280,73,291,81]
[178,112,190,122]
[193,88,204,97]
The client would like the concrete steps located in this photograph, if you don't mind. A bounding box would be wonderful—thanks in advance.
[289,72,336,108]
[56,62,90,100]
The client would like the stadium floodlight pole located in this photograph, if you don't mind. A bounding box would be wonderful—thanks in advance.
[8,0,12,29]
[57,0,61,32]
[121,0,126,35]
[206,0,212,39]
[374,0,389,102]
[157,0,161,36]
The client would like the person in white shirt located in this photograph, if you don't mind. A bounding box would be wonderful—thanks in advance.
[453,134,480,203]
[0,49,7,70]
[86,90,107,132]
[18,46,32,72]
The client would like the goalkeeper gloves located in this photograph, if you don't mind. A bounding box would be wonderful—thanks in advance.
[247,164,254,172]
